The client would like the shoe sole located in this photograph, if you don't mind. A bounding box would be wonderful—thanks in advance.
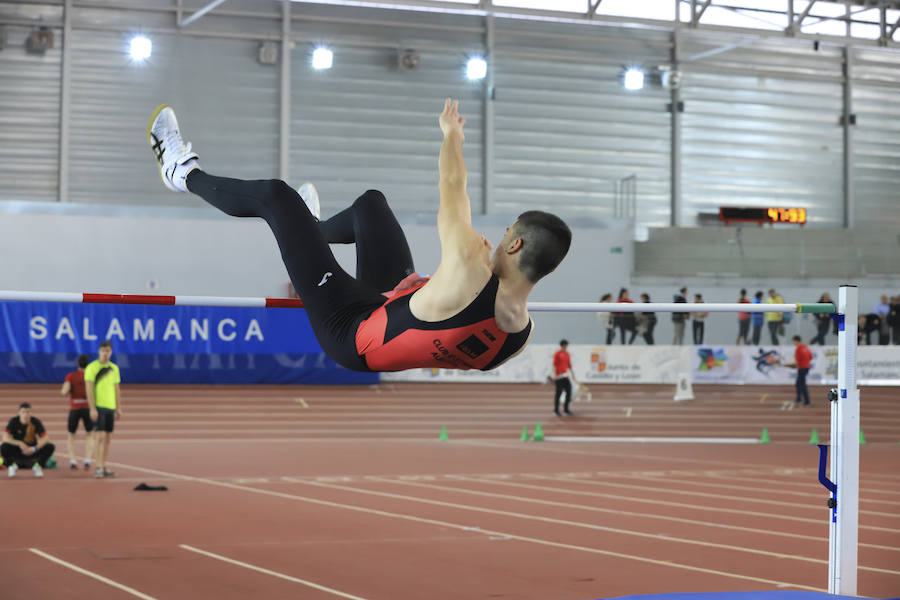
[148,103,172,189]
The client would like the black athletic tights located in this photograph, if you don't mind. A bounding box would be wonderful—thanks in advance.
[185,170,415,371]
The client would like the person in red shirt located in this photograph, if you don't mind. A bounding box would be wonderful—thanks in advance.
[552,340,574,416]
[784,336,813,406]
[60,354,94,470]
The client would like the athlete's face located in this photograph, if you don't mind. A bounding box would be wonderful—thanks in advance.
[18,407,31,424]
[98,346,112,363]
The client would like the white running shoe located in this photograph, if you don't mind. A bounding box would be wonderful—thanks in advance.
[7,464,18,478]
[297,182,321,220]
[148,104,200,193]
[32,464,43,478]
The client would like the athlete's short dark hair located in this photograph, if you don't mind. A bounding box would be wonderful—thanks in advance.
[560,339,568,347]
[513,211,571,283]
[19,402,31,409]
[77,354,90,369]
[99,340,112,350]
[792,335,802,342]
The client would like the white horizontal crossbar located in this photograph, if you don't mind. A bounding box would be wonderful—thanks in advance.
[0,292,833,314]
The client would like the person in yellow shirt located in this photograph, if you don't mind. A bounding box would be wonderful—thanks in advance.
[85,340,122,479]
[765,289,785,345]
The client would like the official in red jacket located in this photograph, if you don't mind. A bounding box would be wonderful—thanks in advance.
[784,336,813,406]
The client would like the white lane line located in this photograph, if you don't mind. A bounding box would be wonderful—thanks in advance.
[631,473,900,506]
[444,475,900,554]
[178,545,368,600]
[28,548,158,600]
[300,478,846,571]
[99,459,824,592]
[534,474,900,522]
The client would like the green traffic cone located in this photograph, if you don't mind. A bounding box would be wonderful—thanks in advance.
[532,422,545,442]
[760,428,771,444]
[520,426,529,442]
[438,426,449,441]
[809,429,820,444]
[859,429,867,445]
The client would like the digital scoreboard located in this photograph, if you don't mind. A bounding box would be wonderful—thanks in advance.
[718,207,807,225]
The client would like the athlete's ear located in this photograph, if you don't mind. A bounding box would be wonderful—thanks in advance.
[506,237,523,254]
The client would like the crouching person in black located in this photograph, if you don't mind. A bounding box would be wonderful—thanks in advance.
[2,402,55,478]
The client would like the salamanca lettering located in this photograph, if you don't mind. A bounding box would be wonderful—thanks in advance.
[28,316,264,342]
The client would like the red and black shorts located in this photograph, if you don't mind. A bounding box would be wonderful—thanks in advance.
[67,408,94,434]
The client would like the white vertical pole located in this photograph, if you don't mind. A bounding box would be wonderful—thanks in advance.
[279,0,291,182]
[831,284,859,594]
[58,0,73,203]
[482,13,494,216]
[669,28,682,227]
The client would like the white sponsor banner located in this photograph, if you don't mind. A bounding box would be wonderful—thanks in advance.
[576,345,690,384]
[691,345,835,385]
[856,346,900,385]
[382,344,900,386]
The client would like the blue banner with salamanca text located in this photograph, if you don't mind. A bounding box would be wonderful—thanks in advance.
[0,301,377,385]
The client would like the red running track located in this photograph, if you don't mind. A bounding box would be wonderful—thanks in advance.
[1,382,898,599]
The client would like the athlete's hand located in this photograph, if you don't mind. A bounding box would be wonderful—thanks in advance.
[90,409,98,422]
[116,409,123,420]
[439,98,466,140]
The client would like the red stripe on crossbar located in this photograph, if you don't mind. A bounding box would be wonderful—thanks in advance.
[83,294,177,305]
[265,298,305,308]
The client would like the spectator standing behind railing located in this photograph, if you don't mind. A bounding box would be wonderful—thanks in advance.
[751,291,764,345]
[638,293,657,345]
[873,294,891,345]
[890,295,900,345]
[597,293,614,344]
[672,287,688,345]
[765,289,784,345]
[810,292,832,345]
[616,288,637,345]
[691,294,709,345]
[736,289,750,345]
[858,314,881,346]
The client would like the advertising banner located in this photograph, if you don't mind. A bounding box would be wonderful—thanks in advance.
[0,301,377,384]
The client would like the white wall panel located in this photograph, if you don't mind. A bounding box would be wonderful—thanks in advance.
[680,34,845,226]
[0,25,61,202]
[852,48,900,229]
[68,30,279,206]
[291,44,483,216]
[494,22,672,225]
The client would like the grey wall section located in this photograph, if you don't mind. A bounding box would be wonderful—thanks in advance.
[68,30,279,205]
[493,22,671,224]
[0,211,631,345]
[290,45,483,214]
[680,35,845,226]
[0,25,61,202]
[3,1,900,227]
[852,48,900,229]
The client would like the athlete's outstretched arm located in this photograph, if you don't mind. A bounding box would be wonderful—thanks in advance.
[437,98,481,260]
